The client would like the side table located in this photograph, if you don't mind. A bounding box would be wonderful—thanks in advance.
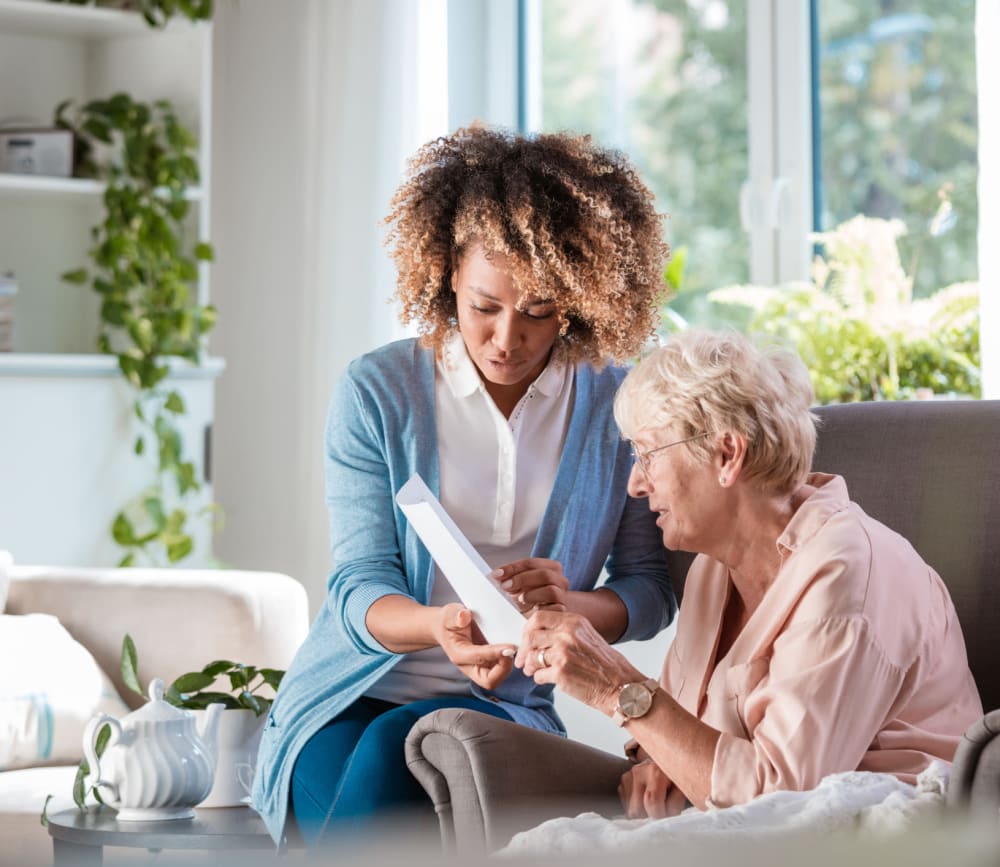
[46,806,273,865]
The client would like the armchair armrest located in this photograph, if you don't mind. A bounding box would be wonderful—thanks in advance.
[405,708,631,853]
[947,708,1000,816]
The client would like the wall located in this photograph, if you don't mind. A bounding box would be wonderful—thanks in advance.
[210,1,435,606]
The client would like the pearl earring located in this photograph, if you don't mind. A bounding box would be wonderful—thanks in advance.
[718,476,726,486]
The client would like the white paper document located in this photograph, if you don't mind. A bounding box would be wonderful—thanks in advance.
[395,473,526,646]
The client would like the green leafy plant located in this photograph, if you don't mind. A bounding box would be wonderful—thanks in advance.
[42,634,285,820]
[709,212,980,404]
[56,93,219,565]
[119,634,284,716]
[46,0,213,29]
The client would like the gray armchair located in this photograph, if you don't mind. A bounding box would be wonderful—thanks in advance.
[405,399,1000,853]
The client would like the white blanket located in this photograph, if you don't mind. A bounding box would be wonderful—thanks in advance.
[499,762,949,857]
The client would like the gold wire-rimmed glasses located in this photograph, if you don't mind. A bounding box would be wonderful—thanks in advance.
[630,432,710,479]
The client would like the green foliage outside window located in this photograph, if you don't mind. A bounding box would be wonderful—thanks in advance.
[709,212,980,404]
[818,0,978,299]
[535,0,980,335]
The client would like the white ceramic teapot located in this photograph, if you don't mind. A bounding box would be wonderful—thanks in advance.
[82,678,223,820]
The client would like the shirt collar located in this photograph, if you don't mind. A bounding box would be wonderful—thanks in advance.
[439,331,566,399]
[439,332,482,398]
[776,473,850,555]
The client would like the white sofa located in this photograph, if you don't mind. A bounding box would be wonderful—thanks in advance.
[0,556,309,865]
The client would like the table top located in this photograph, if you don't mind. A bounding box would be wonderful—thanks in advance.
[46,806,273,851]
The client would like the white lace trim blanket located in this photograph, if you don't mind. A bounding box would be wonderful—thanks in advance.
[499,761,949,858]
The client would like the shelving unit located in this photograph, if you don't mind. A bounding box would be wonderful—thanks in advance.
[0,0,211,353]
[0,0,220,567]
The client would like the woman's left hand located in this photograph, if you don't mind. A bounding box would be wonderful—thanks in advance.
[515,609,642,714]
[492,557,570,614]
[619,760,677,819]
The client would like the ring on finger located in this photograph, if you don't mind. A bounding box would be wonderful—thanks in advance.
[537,649,547,667]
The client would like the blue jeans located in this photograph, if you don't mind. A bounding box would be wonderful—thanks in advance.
[290,695,512,846]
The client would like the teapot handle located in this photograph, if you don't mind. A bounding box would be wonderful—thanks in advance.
[83,713,123,803]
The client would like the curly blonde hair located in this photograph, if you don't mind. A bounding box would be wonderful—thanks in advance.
[384,125,670,364]
[614,330,818,493]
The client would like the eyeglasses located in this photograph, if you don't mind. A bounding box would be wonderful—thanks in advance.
[630,432,710,479]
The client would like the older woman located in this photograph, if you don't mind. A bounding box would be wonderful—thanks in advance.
[513,329,982,818]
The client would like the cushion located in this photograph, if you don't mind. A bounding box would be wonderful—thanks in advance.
[0,764,78,815]
[0,550,11,613]
[0,613,130,771]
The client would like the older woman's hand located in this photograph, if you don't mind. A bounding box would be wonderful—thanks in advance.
[618,761,685,819]
[492,558,570,614]
[515,609,642,714]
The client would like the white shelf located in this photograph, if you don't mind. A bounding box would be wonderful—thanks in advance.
[0,0,198,39]
[0,352,224,378]
[0,0,219,569]
[0,172,102,198]
[0,172,204,201]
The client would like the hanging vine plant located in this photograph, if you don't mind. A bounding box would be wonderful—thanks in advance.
[57,93,218,566]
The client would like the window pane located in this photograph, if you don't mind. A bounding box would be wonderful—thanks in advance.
[529,0,749,328]
[816,0,979,297]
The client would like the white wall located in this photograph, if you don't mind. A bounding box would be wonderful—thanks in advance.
[210,1,438,606]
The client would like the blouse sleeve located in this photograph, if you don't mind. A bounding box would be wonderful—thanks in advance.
[321,365,413,656]
[710,615,905,806]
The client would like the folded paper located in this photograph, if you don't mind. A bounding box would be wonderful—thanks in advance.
[396,474,525,646]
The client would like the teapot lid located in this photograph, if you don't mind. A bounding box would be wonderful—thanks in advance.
[128,678,192,722]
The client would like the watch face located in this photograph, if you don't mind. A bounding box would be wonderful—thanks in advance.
[619,682,653,719]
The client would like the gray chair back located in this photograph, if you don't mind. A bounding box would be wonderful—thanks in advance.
[664,399,1000,712]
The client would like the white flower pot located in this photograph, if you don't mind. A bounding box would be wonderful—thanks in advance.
[193,708,265,808]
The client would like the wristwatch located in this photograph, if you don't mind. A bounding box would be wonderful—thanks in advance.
[611,678,659,726]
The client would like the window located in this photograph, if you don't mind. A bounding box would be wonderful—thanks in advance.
[523,0,752,329]
[816,1,978,300]
[522,0,985,399]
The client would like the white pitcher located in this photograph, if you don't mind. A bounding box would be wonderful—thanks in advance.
[82,678,223,821]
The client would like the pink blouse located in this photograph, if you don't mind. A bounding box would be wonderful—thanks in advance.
[662,473,982,807]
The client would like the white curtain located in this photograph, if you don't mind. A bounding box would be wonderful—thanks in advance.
[211,1,448,607]
[977,0,999,398]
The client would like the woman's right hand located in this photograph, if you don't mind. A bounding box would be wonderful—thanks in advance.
[618,760,683,819]
[435,602,516,690]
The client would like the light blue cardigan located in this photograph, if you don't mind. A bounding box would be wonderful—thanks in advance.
[253,339,676,845]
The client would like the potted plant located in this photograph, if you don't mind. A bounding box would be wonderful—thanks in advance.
[44,634,284,819]
[128,637,282,808]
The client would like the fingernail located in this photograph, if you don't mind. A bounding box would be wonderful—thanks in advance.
[517,593,526,605]
[490,568,504,578]
[501,579,513,590]
[501,648,515,657]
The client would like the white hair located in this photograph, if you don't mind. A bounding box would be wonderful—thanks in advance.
[614,329,818,492]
